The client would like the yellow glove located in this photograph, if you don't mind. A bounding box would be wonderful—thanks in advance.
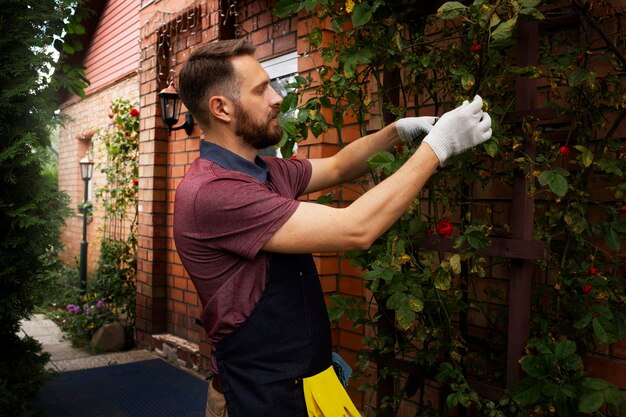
[303,366,361,417]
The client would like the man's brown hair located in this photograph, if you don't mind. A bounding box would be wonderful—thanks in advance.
[178,39,256,128]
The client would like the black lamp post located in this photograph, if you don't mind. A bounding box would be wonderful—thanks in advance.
[78,154,94,294]
[158,82,194,135]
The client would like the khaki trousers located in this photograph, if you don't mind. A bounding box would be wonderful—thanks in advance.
[205,379,228,417]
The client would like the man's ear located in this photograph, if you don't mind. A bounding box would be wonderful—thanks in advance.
[208,96,232,123]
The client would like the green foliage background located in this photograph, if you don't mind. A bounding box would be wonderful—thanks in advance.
[0,0,89,415]
[275,0,626,416]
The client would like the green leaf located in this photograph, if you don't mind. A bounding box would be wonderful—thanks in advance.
[491,17,518,42]
[62,42,75,54]
[518,0,541,7]
[582,377,610,390]
[520,356,543,377]
[555,340,576,359]
[606,227,621,251]
[466,229,490,249]
[519,7,545,20]
[592,317,609,343]
[309,27,323,47]
[273,0,303,17]
[367,151,396,174]
[303,0,318,11]
[574,145,594,167]
[542,381,558,396]
[578,390,605,414]
[343,56,357,78]
[434,271,451,291]
[396,303,416,330]
[437,1,467,19]
[597,159,624,176]
[447,392,461,408]
[574,312,592,329]
[461,73,475,90]
[484,140,498,157]
[568,68,595,88]
[538,171,568,197]
[513,377,541,404]
[604,387,626,407]
[613,220,626,233]
[449,254,462,275]
[406,295,424,313]
[351,3,373,27]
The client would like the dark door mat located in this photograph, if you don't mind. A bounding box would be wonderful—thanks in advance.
[35,359,208,417]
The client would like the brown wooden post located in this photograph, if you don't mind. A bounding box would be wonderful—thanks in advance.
[376,67,401,417]
[506,20,539,390]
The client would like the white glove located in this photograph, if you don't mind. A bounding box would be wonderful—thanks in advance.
[396,116,438,144]
[423,95,492,165]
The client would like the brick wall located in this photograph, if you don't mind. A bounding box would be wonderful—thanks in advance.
[58,75,139,275]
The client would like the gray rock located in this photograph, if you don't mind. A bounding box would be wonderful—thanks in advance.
[90,323,125,352]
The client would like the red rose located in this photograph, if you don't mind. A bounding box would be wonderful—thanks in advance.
[124,132,130,137]
[620,205,626,214]
[470,43,481,53]
[582,285,593,294]
[576,54,584,62]
[132,178,138,187]
[558,146,569,157]
[130,108,140,117]
[436,220,454,237]
[588,267,599,276]
[396,145,403,153]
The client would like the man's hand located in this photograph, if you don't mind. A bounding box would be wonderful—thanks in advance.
[423,95,492,165]
[396,116,438,144]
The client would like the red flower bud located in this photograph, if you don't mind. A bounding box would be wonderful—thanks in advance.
[133,178,138,187]
[436,220,454,237]
[470,43,481,53]
[396,145,403,153]
[558,146,569,157]
[588,267,599,276]
[582,285,593,294]
[130,108,140,117]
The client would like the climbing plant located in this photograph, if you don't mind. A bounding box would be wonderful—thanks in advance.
[93,98,139,334]
[274,0,626,416]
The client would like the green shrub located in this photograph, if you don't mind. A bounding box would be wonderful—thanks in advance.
[0,335,55,417]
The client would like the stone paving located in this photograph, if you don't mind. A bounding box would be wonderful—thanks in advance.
[19,314,157,372]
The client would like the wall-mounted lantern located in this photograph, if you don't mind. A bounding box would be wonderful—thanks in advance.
[158,82,194,136]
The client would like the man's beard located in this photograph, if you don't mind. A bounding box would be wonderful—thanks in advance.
[233,101,283,150]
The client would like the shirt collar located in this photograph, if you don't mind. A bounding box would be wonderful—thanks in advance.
[199,140,269,183]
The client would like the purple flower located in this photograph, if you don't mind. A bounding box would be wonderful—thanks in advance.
[85,306,91,316]
[73,305,82,314]
[66,303,75,312]
[96,299,104,309]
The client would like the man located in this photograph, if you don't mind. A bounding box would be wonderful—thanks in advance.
[173,39,492,417]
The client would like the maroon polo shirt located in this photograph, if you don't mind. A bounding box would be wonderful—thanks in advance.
[173,140,312,353]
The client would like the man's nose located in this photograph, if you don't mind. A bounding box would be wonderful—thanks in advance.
[270,88,283,107]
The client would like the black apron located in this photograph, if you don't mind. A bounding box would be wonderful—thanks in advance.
[214,253,332,417]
